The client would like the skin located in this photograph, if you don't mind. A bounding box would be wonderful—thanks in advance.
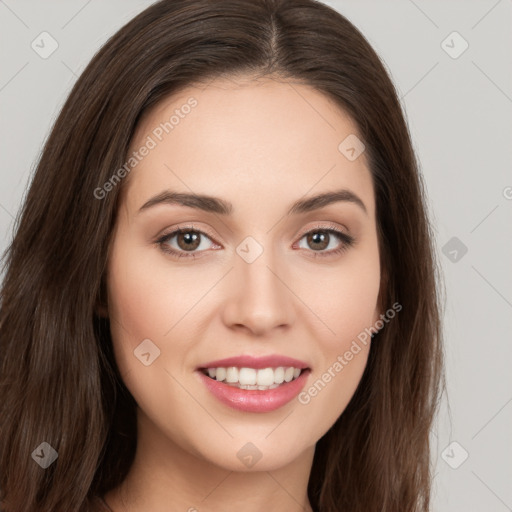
[103,75,382,512]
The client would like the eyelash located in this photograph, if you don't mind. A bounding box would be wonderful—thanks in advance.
[155,223,355,260]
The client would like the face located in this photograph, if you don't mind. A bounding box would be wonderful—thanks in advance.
[106,75,382,472]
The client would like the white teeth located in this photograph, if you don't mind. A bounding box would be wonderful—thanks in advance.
[274,367,284,384]
[215,367,226,381]
[225,367,238,383]
[239,367,257,385]
[256,368,274,386]
[203,366,305,387]
[284,367,294,382]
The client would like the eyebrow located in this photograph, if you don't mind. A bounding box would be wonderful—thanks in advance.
[138,188,367,216]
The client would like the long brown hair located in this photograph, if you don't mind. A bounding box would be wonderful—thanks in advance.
[0,0,445,510]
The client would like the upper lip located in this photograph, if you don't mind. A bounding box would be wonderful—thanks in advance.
[197,354,310,370]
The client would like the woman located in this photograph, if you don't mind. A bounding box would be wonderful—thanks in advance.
[0,0,445,510]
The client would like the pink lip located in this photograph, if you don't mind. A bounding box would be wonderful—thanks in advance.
[197,369,311,413]
[197,354,310,370]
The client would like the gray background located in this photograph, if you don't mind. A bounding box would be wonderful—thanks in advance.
[1,0,511,510]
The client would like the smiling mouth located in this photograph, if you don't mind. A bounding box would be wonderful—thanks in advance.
[199,366,306,391]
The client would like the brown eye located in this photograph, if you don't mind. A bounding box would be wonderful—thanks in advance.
[306,231,330,251]
[296,227,355,258]
[176,231,201,251]
[157,227,219,258]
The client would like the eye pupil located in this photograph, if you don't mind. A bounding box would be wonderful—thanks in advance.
[177,231,201,251]
[307,231,329,250]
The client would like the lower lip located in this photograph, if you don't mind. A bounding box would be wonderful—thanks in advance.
[197,370,310,413]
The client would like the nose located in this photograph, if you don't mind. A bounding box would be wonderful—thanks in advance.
[220,246,296,337]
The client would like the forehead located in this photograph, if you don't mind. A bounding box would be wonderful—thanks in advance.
[122,76,374,217]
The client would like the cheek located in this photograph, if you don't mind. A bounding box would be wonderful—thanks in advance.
[297,343,370,441]
[107,258,164,347]
[105,241,203,441]
[105,234,219,407]
[106,238,207,347]
[292,248,380,428]
[105,234,177,383]
[332,275,379,345]
[296,247,381,350]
